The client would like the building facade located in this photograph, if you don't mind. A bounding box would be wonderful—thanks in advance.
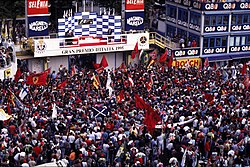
[160,0,250,64]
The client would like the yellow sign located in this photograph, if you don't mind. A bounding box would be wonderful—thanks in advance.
[4,69,11,78]
[173,58,201,68]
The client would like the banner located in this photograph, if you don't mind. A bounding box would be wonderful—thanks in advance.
[27,0,49,15]
[172,58,201,68]
[125,0,144,10]
[34,33,150,57]
[28,16,49,37]
[125,11,144,31]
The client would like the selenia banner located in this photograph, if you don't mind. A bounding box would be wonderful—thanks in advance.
[28,16,49,37]
[33,33,150,57]
[125,0,144,10]
[27,0,49,15]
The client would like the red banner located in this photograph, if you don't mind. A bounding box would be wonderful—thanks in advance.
[27,0,49,15]
[125,0,144,10]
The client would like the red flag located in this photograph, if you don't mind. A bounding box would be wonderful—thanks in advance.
[204,57,209,68]
[213,62,217,70]
[93,63,101,69]
[26,72,47,86]
[101,55,109,68]
[243,75,249,89]
[144,104,161,134]
[161,81,167,90]
[92,74,100,89]
[45,68,51,74]
[145,75,153,91]
[117,90,125,103]
[128,75,134,87]
[134,94,147,109]
[118,62,127,72]
[14,68,22,82]
[241,63,247,75]
[198,61,203,71]
[131,42,139,59]
[134,42,139,53]
[7,103,11,115]
[131,51,137,59]
[159,50,168,63]
[149,49,157,58]
[71,65,76,76]
[204,94,214,102]
[58,80,67,89]
[167,53,174,69]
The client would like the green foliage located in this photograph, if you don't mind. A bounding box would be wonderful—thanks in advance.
[0,0,25,19]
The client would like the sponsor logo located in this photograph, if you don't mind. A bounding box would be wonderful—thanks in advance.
[139,36,147,45]
[127,16,143,26]
[36,40,46,54]
[78,19,93,25]
[29,21,48,31]
[28,0,48,9]
[33,76,39,84]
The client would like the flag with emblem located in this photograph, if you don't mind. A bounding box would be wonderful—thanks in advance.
[26,71,48,86]
[118,62,127,72]
[117,90,125,103]
[92,74,100,89]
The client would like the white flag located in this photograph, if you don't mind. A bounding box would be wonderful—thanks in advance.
[106,72,113,97]
[52,103,57,119]
[0,109,11,121]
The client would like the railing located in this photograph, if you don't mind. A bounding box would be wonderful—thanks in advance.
[149,32,178,49]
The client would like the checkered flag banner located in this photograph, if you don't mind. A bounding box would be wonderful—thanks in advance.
[58,12,122,40]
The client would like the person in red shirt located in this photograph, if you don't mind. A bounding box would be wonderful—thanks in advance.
[33,144,42,159]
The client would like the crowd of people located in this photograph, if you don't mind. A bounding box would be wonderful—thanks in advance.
[0,61,249,167]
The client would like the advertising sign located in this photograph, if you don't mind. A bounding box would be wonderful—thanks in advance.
[34,33,150,57]
[28,16,49,37]
[27,0,49,15]
[125,11,144,31]
[230,45,250,53]
[173,48,200,57]
[231,24,250,31]
[203,47,227,55]
[204,25,228,33]
[125,0,144,10]
[172,58,201,68]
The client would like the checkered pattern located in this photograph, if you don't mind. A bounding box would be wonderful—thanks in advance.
[58,12,122,40]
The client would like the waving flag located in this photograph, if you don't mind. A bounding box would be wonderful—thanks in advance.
[26,71,48,86]
[58,80,67,89]
[243,75,250,89]
[101,55,109,68]
[203,57,209,69]
[167,53,174,69]
[241,63,247,75]
[117,90,125,103]
[92,74,100,89]
[19,84,29,100]
[131,42,139,59]
[14,68,22,82]
[0,109,11,121]
[159,50,168,63]
[134,94,147,109]
[145,75,153,91]
[144,104,161,134]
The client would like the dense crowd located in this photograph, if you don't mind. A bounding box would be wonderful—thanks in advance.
[0,62,250,167]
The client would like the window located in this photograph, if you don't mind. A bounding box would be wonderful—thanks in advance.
[232,15,236,25]
[178,9,188,22]
[223,16,228,25]
[204,16,210,26]
[167,5,176,18]
[217,16,222,25]
[243,15,248,24]
[230,36,250,46]
[211,16,216,26]
[238,15,242,25]
[190,12,201,25]
[203,36,227,48]
[230,37,234,46]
